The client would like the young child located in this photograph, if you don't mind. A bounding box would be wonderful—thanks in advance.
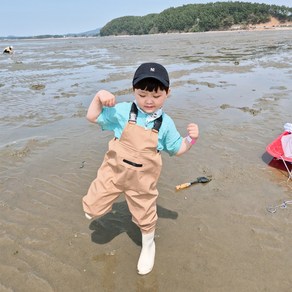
[82,62,199,275]
[3,46,13,54]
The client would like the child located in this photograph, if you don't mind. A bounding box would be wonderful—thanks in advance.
[82,62,199,275]
[3,46,13,54]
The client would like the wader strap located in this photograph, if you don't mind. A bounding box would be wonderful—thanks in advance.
[129,103,138,123]
[128,102,163,132]
[152,116,163,133]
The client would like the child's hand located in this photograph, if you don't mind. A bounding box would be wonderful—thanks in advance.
[187,123,199,140]
[97,90,116,107]
[87,90,116,123]
[176,123,199,156]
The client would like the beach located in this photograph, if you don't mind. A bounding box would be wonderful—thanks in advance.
[1,30,292,291]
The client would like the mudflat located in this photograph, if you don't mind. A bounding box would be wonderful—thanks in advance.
[0,30,292,291]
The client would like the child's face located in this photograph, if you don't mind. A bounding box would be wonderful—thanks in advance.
[134,88,170,114]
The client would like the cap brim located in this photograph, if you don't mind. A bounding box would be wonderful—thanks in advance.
[133,74,169,87]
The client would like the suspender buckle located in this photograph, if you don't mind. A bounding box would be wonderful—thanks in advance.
[129,102,163,132]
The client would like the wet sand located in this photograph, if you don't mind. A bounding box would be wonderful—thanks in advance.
[1,30,292,291]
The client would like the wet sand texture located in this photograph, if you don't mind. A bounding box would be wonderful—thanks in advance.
[0,30,292,291]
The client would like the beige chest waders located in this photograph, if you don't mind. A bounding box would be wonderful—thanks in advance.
[83,103,163,233]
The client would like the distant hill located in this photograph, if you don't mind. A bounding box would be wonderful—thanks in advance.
[100,1,292,36]
[2,1,292,39]
[0,28,100,40]
[72,28,100,37]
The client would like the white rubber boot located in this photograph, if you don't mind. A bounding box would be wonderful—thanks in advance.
[137,231,155,275]
[85,213,93,220]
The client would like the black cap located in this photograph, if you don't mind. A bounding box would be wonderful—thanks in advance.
[132,62,169,87]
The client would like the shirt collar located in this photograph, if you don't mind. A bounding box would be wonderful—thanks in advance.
[134,101,163,124]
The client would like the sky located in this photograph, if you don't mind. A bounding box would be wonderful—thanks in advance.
[0,0,291,37]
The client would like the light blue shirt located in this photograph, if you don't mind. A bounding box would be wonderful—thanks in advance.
[97,102,183,156]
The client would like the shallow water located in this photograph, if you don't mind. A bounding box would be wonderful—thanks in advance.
[1,30,292,291]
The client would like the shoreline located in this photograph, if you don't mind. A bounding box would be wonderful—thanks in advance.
[2,17,292,40]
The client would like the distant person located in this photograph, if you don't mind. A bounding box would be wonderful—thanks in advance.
[3,46,13,54]
[82,62,199,275]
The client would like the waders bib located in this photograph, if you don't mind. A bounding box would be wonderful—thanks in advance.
[83,103,163,233]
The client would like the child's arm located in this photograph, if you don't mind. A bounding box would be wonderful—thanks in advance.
[86,90,116,123]
[175,123,199,156]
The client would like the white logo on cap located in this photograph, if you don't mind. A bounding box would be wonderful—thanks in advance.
[150,68,155,72]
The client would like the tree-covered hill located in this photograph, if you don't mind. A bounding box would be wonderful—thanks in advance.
[100,1,292,36]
